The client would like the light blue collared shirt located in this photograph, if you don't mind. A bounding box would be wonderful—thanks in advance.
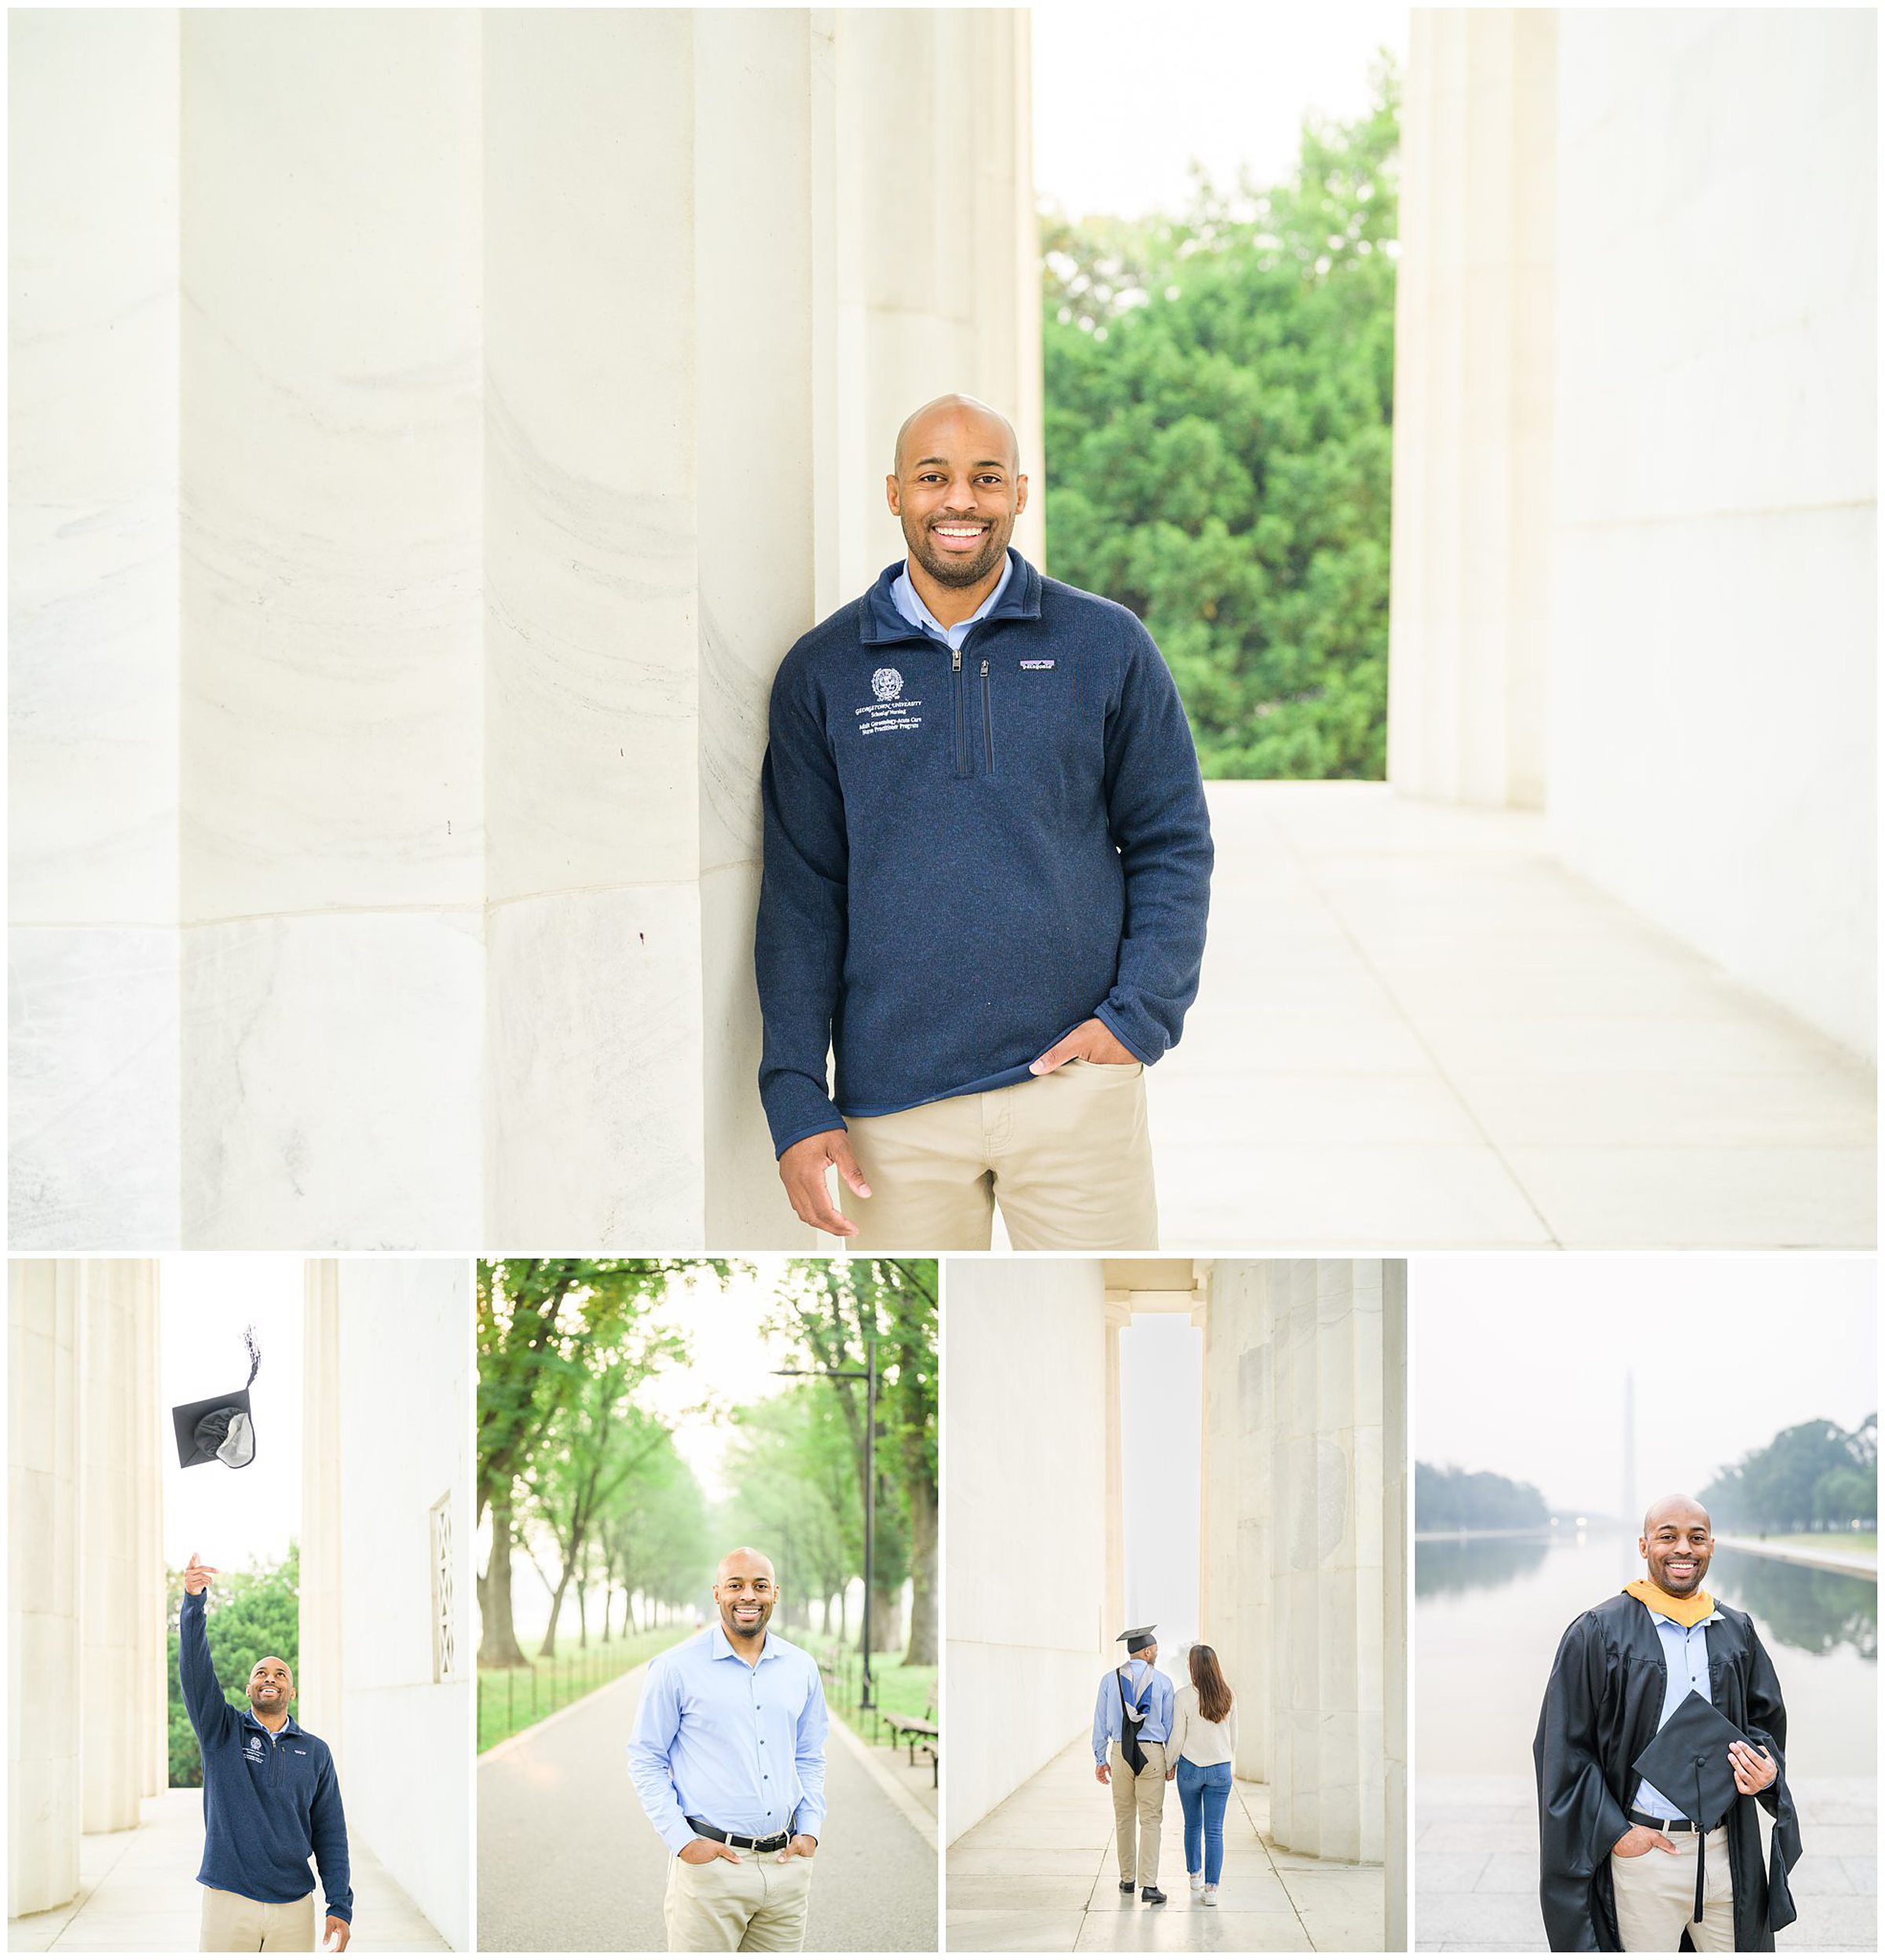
[626,1625,830,1856]
[890,549,1015,652]
[1631,1605,1723,1817]
[1092,1659,1175,1764]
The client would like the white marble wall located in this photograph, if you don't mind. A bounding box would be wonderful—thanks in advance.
[1382,1262,1408,1949]
[302,1260,471,1951]
[1549,9,1876,1057]
[1200,1260,1393,1866]
[11,9,1039,1249]
[1385,10,1555,809]
[9,11,181,1248]
[9,1259,163,1914]
[1390,9,1876,1056]
[945,1258,1110,1843]
[9,1262,82,1914]
[79,1262,162,1834]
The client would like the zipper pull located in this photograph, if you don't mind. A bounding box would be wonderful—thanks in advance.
[951,649,961,671]
[980,658,989,676]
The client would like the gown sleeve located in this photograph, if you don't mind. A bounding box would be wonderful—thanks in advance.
[1533,1612,1631,1951]
[1742,1619,1803,1933]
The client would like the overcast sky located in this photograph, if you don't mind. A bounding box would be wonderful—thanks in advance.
[1412,1257,1877,1518]
[1034,1,1410,221]
[160,1255,304,1576]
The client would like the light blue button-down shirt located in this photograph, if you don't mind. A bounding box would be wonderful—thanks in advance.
[626,1625,830,1856]
[890,549,1015,652]
[1632,1605,1723,1817]
[1092,1659,1175,1764]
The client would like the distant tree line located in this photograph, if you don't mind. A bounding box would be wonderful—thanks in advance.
[1415,1461,1549,1532]
[1701,1415,1878,1534]
[1041,55,1399,781]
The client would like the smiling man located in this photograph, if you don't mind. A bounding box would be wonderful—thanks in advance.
[1532,1496,1803,1951]
[179,1552,352,1953]
[627,1548,829,1953]
[756,392,1213,1250]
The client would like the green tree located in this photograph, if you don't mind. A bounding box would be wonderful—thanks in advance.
[1703,1416,1880,1531]
[597,1432,711,1636]
[1041,55,1400,779]
[167,1548,300,1788]
[1415,1462,1549,1533]
[767,1259,939,1666]
[478,1260,714,1666]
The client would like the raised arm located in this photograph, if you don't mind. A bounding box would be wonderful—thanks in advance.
[177,1555,234,1749]
[1094,617,1213,1064]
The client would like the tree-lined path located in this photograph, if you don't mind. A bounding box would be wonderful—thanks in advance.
[478,1659,936,1952]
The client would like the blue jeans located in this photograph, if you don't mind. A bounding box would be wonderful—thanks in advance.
[1176,1757,1232,1885]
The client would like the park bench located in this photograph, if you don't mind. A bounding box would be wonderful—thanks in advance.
[885,1703,939,1787]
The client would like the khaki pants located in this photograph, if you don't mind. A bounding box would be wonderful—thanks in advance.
[1610,1826,1734,1952]
[199,1885,316,1952]
[663,1849,815,1952]
[1109,1739,1168,1889]
[845,1061,1157,1251]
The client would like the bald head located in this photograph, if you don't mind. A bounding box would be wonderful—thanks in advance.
[1638,1494,1713,1598]
[1642,1494,1711,1537]
[713,1546,778,1646]
[893,393,1020,477]
[715,1545,776,1589]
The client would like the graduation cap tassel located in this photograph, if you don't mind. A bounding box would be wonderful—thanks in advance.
[1693,1758,1706,1925]
[243,1322,261,1390]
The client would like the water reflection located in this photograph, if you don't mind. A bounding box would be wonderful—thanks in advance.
[1417,1532,1878,1776]
[1415,1534,1876,1659]
[1415,1534,1552,1598]
[1707,1549,1877,1660]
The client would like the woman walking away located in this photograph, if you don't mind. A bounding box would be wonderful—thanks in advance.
[1169,1644,1238,1906]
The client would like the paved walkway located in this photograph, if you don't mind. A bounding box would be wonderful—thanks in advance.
[947,1734,1383,1952]
[7,1788,447,1951]
[1415,1773,1876,1951]
[1151,783,1874,1250]
[478,1660,936,1951]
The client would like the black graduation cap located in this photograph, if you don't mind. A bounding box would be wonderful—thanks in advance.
[1116,1625,1156,1655]
[171,1325,261,1471]
[1631,1690,1759,1921]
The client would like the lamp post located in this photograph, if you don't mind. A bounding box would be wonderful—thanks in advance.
[774,1337,880,1711]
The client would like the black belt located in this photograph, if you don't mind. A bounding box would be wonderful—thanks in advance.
[686,1816,791,1854]
[1628,1808,1697,1833]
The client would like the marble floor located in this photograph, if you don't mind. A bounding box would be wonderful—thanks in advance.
[946,1735,1386,1952]
[1415,1774,1876,1952]
[1147,782,1876,1251]
[7,1788,450,1951]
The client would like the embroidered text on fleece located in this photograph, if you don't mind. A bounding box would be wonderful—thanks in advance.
[756,550,1213,1157]
[179,1589,353,1922]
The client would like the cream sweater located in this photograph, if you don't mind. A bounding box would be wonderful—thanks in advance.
[1168,1682,1238,1768]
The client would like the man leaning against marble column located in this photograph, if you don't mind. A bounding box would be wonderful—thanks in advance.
[754,393,1214,1252]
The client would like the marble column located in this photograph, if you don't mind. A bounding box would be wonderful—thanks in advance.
[1103,1285,1131,1644]
[1385,9,1556,809]
[1382,1261,1408,1948]
[7,10,181,1249]
[10,9,1039,1252]
[9,1261,82,1914]
[1198,1260,1274,1783]
[78,1261,161,1834]
[298,1260,343,1767]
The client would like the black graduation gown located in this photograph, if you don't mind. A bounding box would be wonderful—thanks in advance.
[1532,1593,1803,1951]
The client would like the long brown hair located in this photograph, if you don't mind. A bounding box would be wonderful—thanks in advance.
[1189,1643,1233,1724]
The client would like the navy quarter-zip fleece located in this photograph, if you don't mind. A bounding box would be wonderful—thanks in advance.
[756,550,1213,1157]
[179,1589,353,1922]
